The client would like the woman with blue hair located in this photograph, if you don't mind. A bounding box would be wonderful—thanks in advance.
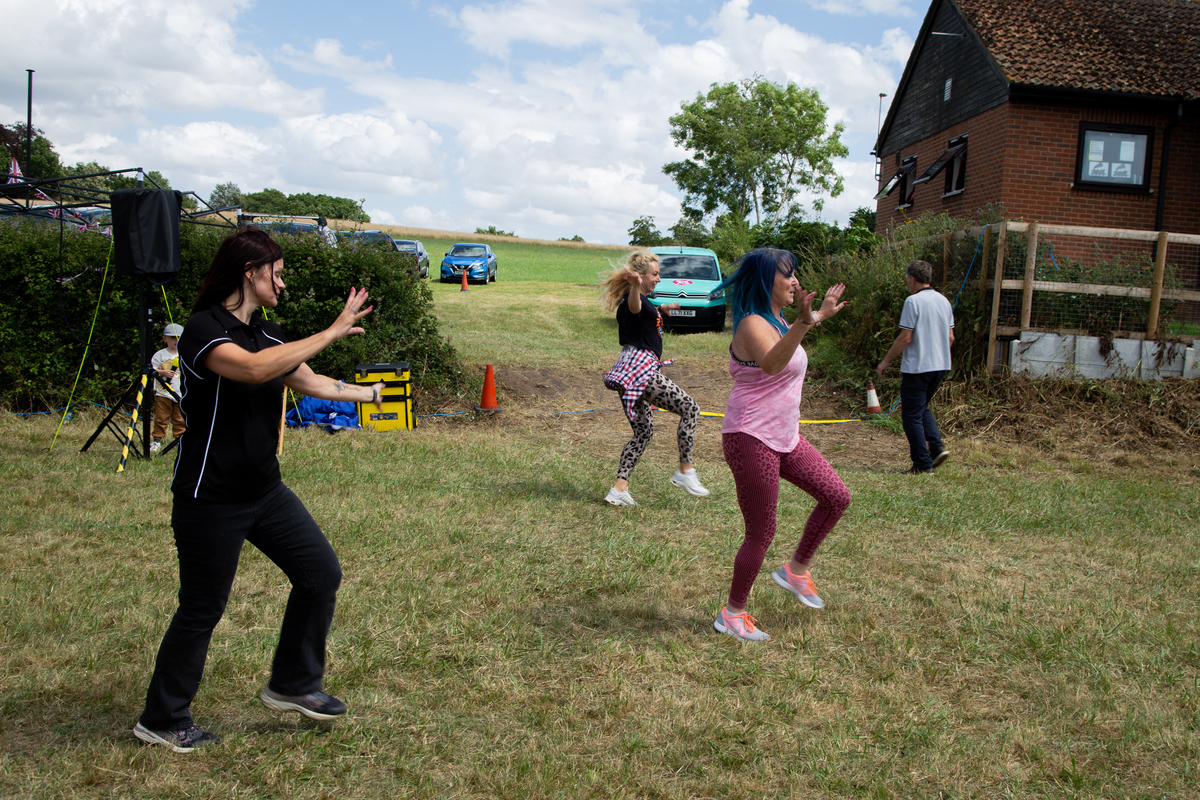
[713,248,850,641]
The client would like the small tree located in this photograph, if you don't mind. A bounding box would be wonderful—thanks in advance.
[627,216,666,247]
[474,226,515,236]
[208,182,244,210]
[668,218,709,248]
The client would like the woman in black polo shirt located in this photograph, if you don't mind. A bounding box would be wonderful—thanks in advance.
[134,228,384,753]
[600,249,709,507]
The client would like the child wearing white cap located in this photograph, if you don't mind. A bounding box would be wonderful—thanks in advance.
[150,323,186,453]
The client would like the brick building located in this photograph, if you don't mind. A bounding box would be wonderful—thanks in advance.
[873,0,1200,237]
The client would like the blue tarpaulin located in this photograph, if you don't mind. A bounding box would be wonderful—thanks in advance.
[285,396,360,432]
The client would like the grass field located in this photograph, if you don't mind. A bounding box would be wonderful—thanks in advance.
[421,237,635,285]
[2,237,1199,799]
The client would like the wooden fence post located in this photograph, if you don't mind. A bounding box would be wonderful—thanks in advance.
[1020,221,1039,330]
[987,221,1007,375]
[1147,229,1169,338]
[979,224,992,301]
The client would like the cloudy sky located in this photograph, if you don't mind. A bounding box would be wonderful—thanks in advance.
[3,0,924,244]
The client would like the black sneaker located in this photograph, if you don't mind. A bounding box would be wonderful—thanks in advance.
[902,466,934,475]
[260,688,347,720]
[133,721,220,753]
[930,449,951,469]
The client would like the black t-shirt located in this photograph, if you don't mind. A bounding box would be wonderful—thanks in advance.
[616,294,663,358]
[171,305,293,501]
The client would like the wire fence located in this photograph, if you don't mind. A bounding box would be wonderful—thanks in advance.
[885,221,1200,373]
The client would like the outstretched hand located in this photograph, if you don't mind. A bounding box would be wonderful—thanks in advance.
[816,282,848,321]
[329,287,374,341]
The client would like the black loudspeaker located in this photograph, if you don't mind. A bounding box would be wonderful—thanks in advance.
[111,188,182,285]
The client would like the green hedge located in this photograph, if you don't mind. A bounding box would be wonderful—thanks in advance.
[796,208,1003,391]
[0,220,466,411]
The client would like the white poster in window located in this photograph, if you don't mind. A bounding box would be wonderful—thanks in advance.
[1089,161,1110,178]
[1119,140,1136,162]
[1089,140,1105,161]
[1111,162,1132,179]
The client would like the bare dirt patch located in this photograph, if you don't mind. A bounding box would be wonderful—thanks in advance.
[490,366,1200,479]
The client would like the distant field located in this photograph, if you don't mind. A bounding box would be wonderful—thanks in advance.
[420,237,632,284]
[369,223,629,252]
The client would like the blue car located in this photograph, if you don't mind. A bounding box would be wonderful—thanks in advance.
[439,243,498,284]
[647,246,726,332]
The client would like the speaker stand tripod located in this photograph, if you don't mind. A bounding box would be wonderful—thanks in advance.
[80,276,180,467]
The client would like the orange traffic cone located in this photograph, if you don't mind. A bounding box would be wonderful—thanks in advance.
[460,267,469,292]
[475,364,503,413]
[866,380,882,414]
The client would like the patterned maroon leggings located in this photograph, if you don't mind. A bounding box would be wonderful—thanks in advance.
[722,431,851,608]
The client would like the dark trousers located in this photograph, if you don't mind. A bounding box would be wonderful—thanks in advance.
[139,481,342,731]
[900,370,947,471]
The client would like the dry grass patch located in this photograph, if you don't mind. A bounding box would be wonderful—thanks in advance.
[1,401,1197,799]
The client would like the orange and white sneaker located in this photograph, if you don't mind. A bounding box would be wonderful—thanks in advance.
[713,607,771,641]
[772,565,825,609]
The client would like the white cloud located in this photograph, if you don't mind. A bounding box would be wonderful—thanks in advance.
[366,207,398,224]
[807,0,919,16]
[7,0,321,144]
[3,0,918,243]
[868,27,917,65]
[453,0,650,58]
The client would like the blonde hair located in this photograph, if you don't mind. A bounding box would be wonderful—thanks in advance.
[600,249,658,312]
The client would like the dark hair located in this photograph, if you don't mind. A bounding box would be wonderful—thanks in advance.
[906,259,934,285]
[717,248,797,335]
[193,228,284,314]
[317,216,328,226]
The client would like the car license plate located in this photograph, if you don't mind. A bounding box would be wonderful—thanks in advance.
[673,309,696,317]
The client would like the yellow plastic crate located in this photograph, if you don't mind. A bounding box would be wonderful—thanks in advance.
[355,362,416,431]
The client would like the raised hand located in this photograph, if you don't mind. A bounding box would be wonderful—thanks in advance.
[328,287,374,340]
[817,282,848,320]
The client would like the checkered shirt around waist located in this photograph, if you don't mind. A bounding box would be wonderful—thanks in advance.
[604,345,675,420]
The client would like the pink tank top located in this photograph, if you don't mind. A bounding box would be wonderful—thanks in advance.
[721,326,807,453]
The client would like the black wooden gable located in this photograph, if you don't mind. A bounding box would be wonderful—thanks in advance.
[876,0,1008,158]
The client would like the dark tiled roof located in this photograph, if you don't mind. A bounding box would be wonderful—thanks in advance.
[955,0,1200,99]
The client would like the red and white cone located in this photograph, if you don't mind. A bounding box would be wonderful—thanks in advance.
[866,380,882,414]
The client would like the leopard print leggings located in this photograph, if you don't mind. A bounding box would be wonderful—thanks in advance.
[615,371,699,482]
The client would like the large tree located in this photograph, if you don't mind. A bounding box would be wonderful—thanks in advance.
[663,77,847,228]
[242,188,369,222]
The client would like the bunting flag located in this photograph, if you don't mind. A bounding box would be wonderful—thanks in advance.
[7,156,110,234]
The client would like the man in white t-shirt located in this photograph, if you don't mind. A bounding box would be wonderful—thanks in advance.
[876,260,955,474]
[149,323,186,453]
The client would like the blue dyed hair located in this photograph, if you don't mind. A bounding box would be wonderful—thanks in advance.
[718,248,797,336]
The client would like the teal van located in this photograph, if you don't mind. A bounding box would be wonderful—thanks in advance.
[647,246,726,332]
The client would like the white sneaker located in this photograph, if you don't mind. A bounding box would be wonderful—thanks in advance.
[670,468,709,496]
[149,441,161,453]
[605,488,637,506]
